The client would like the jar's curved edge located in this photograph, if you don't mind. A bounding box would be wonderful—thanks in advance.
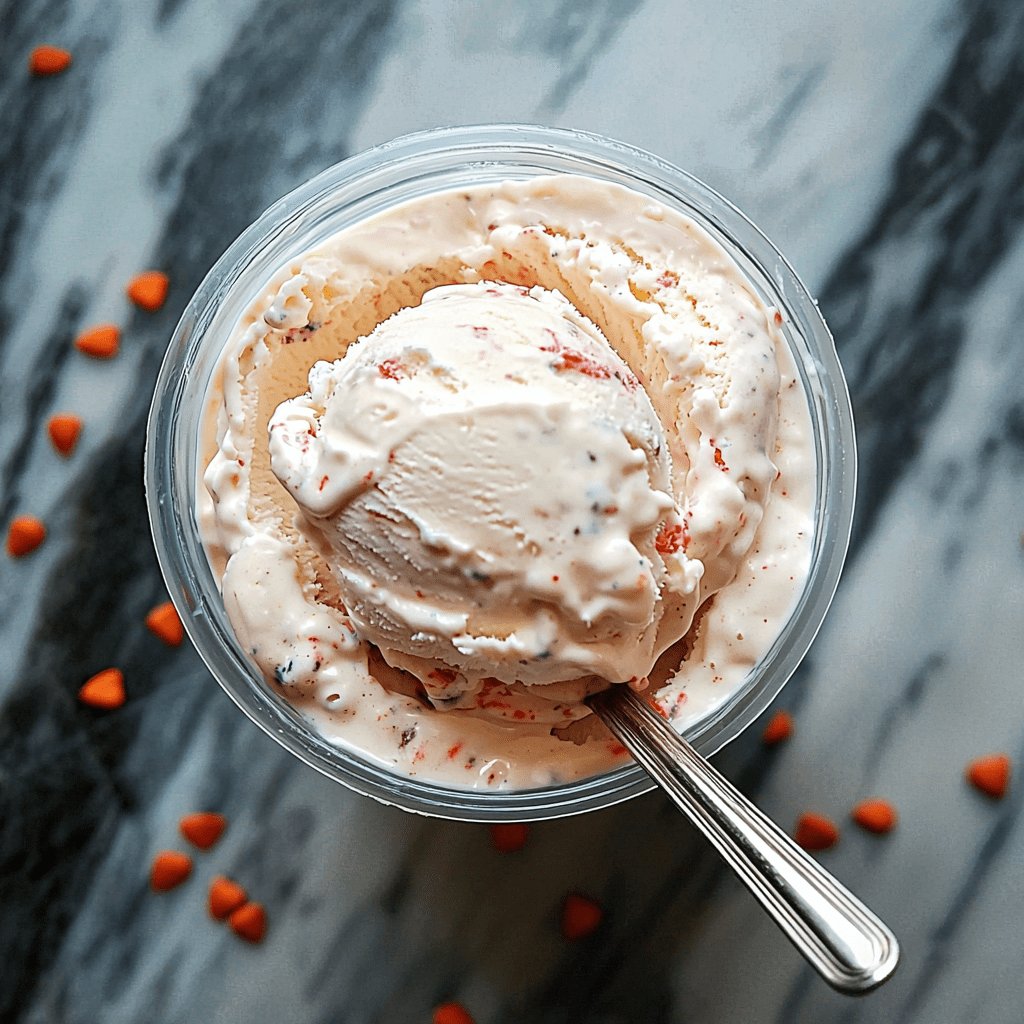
[145,123,856,821]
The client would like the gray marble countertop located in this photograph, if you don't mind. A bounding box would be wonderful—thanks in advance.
[4,1,1024,1021]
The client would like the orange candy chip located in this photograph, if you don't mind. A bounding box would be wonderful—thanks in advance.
[851,799,898,834]
[561,893,603,941]
[433,1003,476,1024]
[74,323,119,358]
[762,709,794,746]
[146,600,183,646]
[78,667,125,709]
[209,876,248,920]
[794,812,839,851]
[967,753,1010,799]
[6,515,46,556]
[150,850,193,891]
[127,271,169,312]
[47,414,82,455]
[490,822,529,853]
[229,902,267,943]
[179,812,226,850]
[30,45,73,76]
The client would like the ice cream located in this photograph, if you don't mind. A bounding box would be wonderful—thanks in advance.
[267,280,699,709]
[198,174,816,790]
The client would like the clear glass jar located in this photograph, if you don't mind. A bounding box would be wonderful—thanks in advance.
[146,124,856,821]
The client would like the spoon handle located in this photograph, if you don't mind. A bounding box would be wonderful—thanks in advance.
[587,687,900,994]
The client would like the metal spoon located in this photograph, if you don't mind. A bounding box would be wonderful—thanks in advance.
[586,686,900,994]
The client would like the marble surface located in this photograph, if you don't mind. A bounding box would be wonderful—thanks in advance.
[3,0,1024,1020]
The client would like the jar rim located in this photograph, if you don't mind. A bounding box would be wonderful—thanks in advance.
[145,124,856,821]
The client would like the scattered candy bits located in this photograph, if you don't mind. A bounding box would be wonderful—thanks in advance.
[209,876,248,920]
[78,667,125,709]
[30,45,73,76]
[146,814,266,943]
[762,709,794,746]
[490,822,530,853]
[560,893,603,941]
[146,600,183,646]
[127,270,169,312]
[794,812,839,851]
[433,1003,476,1024]
[229,901,267,944]
[6,515,46,557]
[851,799,898,834]
[150,850,193,891]
[179,811,227,850]
[966,753,1011,799]
[47,413,82,455]
[74,323,120,359]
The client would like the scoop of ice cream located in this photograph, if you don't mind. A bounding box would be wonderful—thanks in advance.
[267,282,702,707]
[198,175,812,789]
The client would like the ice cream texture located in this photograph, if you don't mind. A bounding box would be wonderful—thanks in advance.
[268,281,699,706]
[199,174,815,789]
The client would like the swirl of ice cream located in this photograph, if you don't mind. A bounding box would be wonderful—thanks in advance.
[267,282,703,708]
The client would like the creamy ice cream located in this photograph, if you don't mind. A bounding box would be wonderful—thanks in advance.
[268,281,698,709]
[198,174,815,790]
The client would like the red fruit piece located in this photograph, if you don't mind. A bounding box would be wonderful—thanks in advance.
[179,812,226,850]
[967,754,1010,799]
[209,876,248,920]
[561,893,602,940]
[30,45,73,76]
[150,850,192,891]
[229,902,266,943]
[48,414,82,455]
[851,799,898,834]
[762,709,794,746]
[78,668,125,709]
[146,600,183,646]
[127,271,169,311]
[74,324,119,358]
[794,812,839,851]
[6,515,46,556]
[433,1004,476,1024]
[490,822,529,853]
